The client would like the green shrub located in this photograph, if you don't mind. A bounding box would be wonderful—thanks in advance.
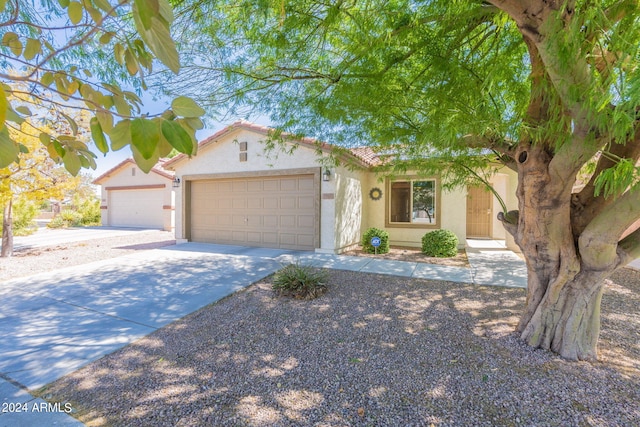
[75,197,100,225]
[12,199,39,235]
[47,215,67,229]
[361,227,390,254]
[61,209,84,226]
[421,229,459,257]
[48,209,82,228]
[272,263,328,300]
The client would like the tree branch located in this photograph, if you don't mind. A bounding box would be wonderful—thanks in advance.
[579,187,640,269]
[617,226,640,267]
[571,125,640,235]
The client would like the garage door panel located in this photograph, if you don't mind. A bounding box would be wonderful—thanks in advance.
[232,198,247,209]
[264,198,279,209]
[190,174,318,250]
[264,216,278,227]
[298,215,315,228]
[263,180,279,191]
[263,233,278,244]
[298,235,314,247]
[280,197,296,209]
[299,196,314,209]
[298,177,314,190]
[280,215,296,228]
[280,234,296,245]
[248,198,262,209]
[109,189,164,228]
[247,232,261,244]
[247,180,263,191]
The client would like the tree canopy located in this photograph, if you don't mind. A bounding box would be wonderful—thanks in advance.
[0,0,204,175]
[161,0,640,360]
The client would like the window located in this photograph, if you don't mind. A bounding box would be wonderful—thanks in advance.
[389,179,437,225]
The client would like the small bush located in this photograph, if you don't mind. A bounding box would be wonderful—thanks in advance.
[361,227,390,254]
[272,263,328,300]
[11,199,39,235]
[74,197,101,225]
[47,215,67,229]
[47,209,83,228]
[421,229,459,257]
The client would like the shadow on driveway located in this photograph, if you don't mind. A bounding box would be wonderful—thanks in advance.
[0,245,283,391]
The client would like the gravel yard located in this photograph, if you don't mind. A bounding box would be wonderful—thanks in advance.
[26,231,638,427]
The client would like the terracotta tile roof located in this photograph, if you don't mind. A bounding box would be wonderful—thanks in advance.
[163,120,379,169]
[349,146,382,167]
[92,157,175,185]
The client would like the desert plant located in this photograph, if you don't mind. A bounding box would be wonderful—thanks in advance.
[361,227,390,254]
[421,229,459,257]
[272,263,328,300]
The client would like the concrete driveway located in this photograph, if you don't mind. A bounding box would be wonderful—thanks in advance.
[0,243,297,393]
[12,226,164,251]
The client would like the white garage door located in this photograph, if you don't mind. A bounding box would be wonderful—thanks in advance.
[189,175,318,250]
[109,189,164,228]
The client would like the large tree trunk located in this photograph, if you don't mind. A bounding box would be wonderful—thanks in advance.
[517,268,608,361]
[2,199,13,258]
[500,145,622,361]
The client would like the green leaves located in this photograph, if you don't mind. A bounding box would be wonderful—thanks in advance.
[594,156,639,199]
[90,117,108,154]
[1,0,205,176]
[161,119,192,154]
[172,96,205,117]
[68,1,83,24]
[0,128,19,168]
[2,32,22,56]
[130,118,159,159]
[24,38,42,60]
[0,85,6,131]
[132,0,180,73]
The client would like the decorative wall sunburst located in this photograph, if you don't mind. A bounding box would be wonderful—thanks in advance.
[369,187,383,201]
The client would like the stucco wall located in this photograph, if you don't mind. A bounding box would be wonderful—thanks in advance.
[171,128,337,252]
[332,167,366,251]
[494,167,520,252]
[97,162,173,231]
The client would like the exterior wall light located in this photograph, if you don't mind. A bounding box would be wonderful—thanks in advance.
[172,177,181,188]
[322,169,331,182]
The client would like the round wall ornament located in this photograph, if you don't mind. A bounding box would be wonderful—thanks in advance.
[369,187,383,201]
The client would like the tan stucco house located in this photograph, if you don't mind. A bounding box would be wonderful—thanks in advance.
[93,158,175,231]
[163,120,519,253]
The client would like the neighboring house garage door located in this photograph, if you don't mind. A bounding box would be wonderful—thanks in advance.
[189,175,318,250]
[109,189,164,228]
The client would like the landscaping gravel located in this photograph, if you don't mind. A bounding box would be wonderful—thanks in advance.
[36,251,639,427]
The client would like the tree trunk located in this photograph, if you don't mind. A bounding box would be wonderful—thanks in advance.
[502,145,620,361]
[517,269,607,361]
[2,199,13,258]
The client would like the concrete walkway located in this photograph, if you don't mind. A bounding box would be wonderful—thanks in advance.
[0,240,526,426]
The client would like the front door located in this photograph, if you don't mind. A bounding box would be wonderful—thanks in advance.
[466,185,492,238]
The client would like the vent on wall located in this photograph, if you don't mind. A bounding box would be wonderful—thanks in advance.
[239,141,247,162]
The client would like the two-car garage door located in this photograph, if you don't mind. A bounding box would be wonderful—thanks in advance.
[189,174,318,251]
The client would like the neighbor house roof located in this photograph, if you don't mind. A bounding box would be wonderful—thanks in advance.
[92,157,175,185]
[163,120,381,169]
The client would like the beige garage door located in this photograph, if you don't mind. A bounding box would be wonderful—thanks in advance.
[189,175,318,250]
[109,189,164,228]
